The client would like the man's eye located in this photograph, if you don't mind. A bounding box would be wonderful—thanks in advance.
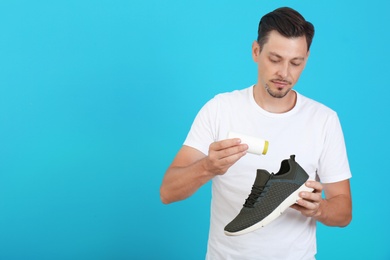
[270,59,279,63]
[291,62,301,66]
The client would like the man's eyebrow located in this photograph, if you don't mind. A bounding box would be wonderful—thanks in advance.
[269,52,305,61]
[292,57,305,61]
[269,52,282,59]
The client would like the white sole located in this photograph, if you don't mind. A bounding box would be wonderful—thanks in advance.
[225,184,314,236]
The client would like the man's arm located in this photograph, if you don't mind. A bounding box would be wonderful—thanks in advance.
[160,139,248,204]
[291,179,352,227]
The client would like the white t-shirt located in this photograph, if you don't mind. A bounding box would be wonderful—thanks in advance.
[184,86,351,260]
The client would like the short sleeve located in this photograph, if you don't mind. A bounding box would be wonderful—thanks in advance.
[317,113,352,183]
[183,97,219,156]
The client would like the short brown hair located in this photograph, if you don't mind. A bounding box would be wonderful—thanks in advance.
[257,7,315,51]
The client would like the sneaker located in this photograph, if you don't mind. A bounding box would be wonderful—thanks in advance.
[224,155,313,236]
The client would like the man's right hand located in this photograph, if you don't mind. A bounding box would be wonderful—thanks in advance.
[204,138,248,175]
[160,138,248,204]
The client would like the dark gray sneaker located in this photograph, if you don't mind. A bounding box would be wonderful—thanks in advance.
[224,155,313,236]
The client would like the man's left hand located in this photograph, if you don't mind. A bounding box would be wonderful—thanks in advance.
[290,181,323,218]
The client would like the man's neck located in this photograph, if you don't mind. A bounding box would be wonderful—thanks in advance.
[253,85,297,113]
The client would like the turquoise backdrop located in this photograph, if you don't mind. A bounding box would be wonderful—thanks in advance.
[0,1,389,259]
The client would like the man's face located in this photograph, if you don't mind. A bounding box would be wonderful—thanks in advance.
[253,30,309,99]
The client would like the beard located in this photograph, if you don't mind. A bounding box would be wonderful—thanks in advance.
[264,82,292,98]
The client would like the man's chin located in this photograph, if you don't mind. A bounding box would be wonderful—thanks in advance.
[267,88,291,98]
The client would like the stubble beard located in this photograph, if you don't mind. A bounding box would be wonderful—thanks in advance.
[264,83,292,98]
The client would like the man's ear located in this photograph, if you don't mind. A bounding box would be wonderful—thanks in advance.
[252,41,261,62]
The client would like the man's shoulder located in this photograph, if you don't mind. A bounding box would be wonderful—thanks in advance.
[297,92,337,116]
[212,86,251,103]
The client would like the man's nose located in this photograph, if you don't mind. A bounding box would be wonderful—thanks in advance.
[276,62,289,78]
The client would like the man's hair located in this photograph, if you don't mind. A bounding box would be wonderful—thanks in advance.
[257,7,315,51]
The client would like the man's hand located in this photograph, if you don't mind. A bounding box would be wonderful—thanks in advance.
[291,181,323,218]
[160,138,248,204]
[204,138,248,175]
[291,180,352,227]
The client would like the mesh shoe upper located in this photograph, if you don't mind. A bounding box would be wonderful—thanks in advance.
[224,155,310,234]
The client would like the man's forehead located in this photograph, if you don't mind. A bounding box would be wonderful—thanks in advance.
[269,51,305,60]
[266,30,307,44]
[263,31,308,58]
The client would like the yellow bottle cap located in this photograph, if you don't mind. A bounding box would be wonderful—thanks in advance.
[262,141,269,155]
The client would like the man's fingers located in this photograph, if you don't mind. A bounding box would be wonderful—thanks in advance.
[210,138,242,151]
[218,149,247,165]
[206,138,248,175]
[219,143,248,159]
[305,181,323,193]
[209,138,248,159]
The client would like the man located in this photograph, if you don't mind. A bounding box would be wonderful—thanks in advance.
[160,7,352,260]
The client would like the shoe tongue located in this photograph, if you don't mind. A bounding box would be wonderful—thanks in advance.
[255,169,270,186]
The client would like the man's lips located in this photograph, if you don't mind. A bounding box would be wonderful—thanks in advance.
[271,80,291,88]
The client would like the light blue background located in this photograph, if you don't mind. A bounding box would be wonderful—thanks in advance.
[0,1,388,259]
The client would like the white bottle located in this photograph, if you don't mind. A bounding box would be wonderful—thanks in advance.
[228,131,269,155]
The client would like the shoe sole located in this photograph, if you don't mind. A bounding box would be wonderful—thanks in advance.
[224,184,314,236]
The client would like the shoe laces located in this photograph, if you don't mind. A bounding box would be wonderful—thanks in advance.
[243,183,269,208]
